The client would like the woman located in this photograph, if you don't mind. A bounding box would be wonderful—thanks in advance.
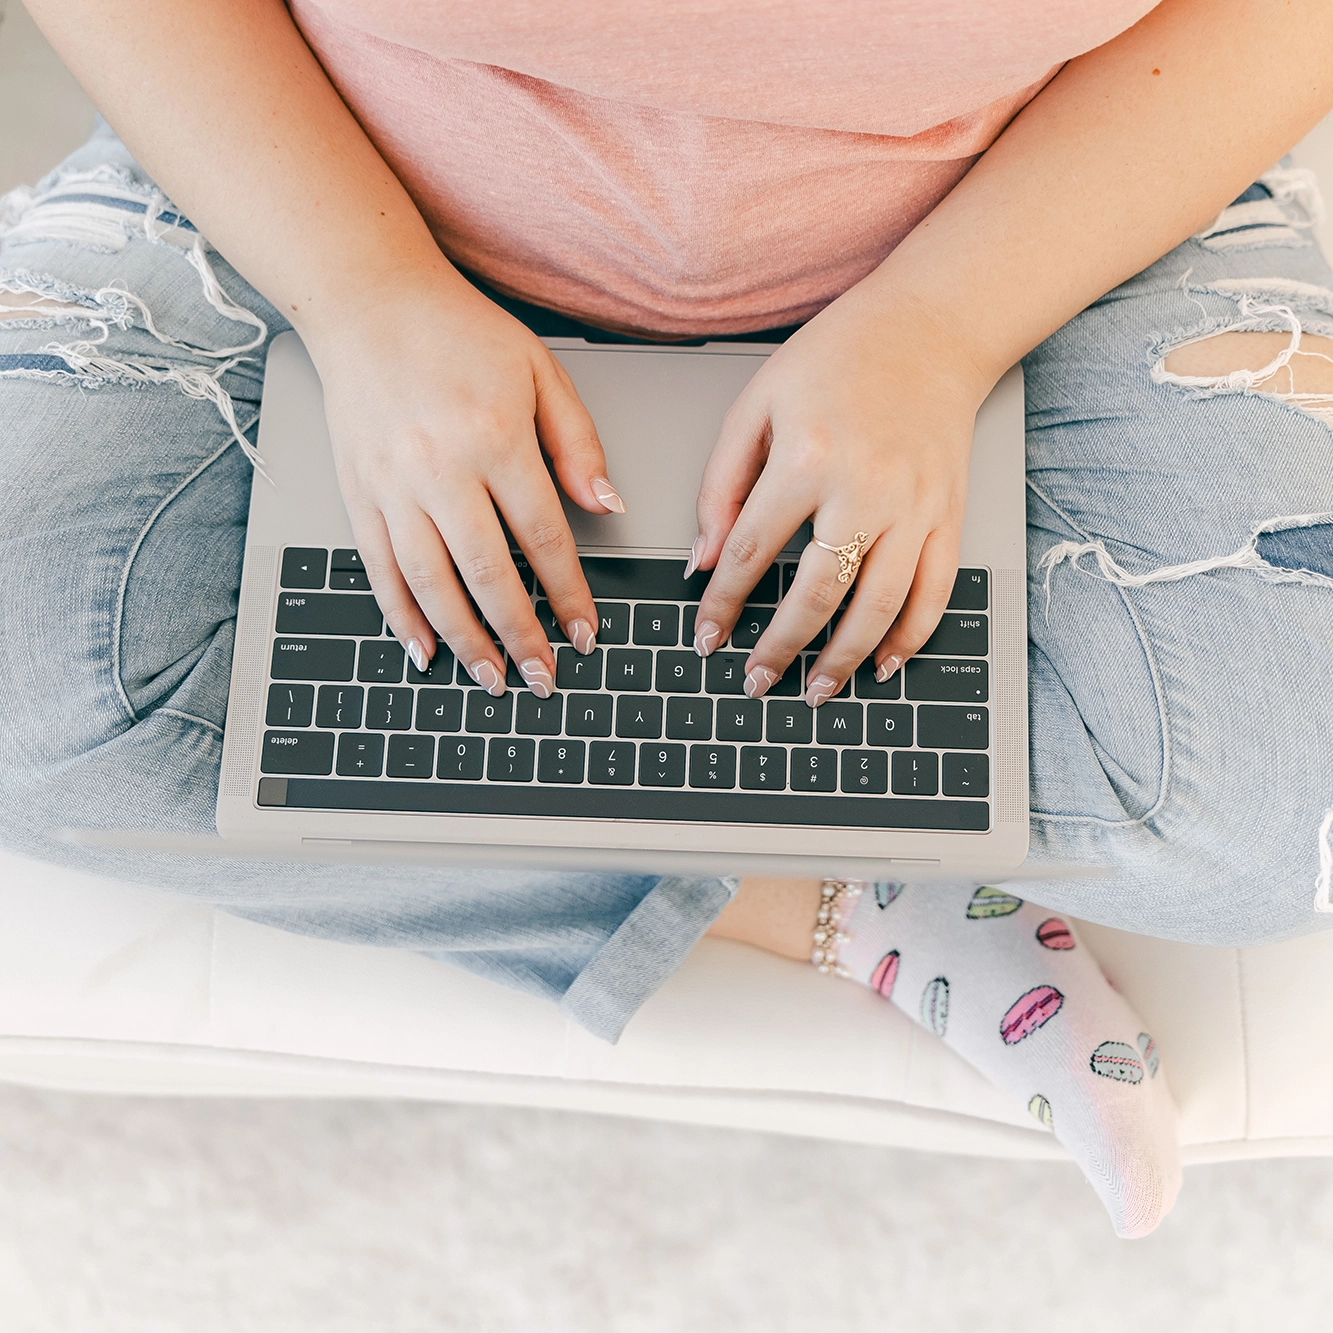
[2,0,1331,1235]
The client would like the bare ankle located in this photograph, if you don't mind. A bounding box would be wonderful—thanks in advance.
[705,877,824,961]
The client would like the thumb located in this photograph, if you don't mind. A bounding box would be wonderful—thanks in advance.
[532,354,621,514]
[693,386,770,571]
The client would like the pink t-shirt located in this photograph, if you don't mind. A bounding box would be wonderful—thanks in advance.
[290,1,1158,335]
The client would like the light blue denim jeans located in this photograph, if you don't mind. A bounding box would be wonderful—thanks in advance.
[2,126,1331,1041]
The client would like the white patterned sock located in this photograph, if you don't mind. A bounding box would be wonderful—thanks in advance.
[832,881,1181,1237]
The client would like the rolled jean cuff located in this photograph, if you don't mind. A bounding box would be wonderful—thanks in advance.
[559,874,739,1043]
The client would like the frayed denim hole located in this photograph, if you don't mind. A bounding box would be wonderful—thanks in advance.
[1255,522,1333,579]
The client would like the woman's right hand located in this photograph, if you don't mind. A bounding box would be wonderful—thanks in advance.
[304,270,621,697]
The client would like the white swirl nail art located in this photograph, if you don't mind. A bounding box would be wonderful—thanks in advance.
[590,477,627,514]
[694,621,722,656]
[519,658,553,699]
[470,660,504,696]
[406,638,429,673]
[805,673,838,707]
[744,665,778,698]
[876,655,904,684]
[569,619,597,655]
[684,536,705,579]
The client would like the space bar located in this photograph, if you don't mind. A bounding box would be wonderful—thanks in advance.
[263,778,989,831]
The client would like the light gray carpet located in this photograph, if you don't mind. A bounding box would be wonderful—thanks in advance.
[0,1082,1330,1332]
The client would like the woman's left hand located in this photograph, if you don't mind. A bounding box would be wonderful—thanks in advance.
[690,287,995,706]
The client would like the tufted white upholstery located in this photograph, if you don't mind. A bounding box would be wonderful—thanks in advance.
[2,1,1332,1160]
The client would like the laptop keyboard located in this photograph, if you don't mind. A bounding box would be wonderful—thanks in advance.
[258,548,992,831]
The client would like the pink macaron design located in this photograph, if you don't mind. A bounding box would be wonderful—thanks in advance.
[1090,1040,1145,1083]
[870,950,900,1000]
[1000,985,1065,1045]
[1036,918,1076,950]
[874,882,903,909]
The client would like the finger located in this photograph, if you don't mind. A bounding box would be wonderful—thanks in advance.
[692,464,811,656]
[692,387,771,577]
[873,525,964,679]
[803,528,928,703]
[347,505,440,676]
[736,516,876,698]
[533,353,625,516]
[426,481,558,697]
[381,506,507,695]
[488,437,599,654]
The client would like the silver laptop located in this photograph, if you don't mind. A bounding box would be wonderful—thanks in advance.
[186,331,1030,880]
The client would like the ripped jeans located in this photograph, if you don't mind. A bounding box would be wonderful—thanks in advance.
[1,126,1331,1046]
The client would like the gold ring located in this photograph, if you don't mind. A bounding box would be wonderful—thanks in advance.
[810,531,873,584]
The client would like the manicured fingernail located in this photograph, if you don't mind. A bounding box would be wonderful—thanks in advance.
[469,660,505,696]
[744,665,778,698]
[683,536,705,580]
[805,673,838,707]
[591,477,627,514]
[694,620,722,656]
[406,638,430,673]
[519,657,553,699]
[569,619,597,655]
[876,655,903,684]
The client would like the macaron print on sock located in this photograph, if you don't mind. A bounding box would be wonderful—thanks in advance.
[820,881,1182,1238]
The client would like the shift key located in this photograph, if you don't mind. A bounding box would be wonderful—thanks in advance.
[276,591,382,636]
[905,658,988,703]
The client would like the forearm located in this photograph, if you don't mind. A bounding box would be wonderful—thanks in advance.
[860,0,1333,385]
[24,0,465,343]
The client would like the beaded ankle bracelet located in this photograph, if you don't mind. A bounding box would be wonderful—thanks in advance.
[810,878,864,976]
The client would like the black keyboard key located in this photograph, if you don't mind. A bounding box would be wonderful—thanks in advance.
[766,699,812,744]
[665,697,712,740]
[948,568,989,611]
[594,602,630,644]
[749,566,780,604]
[487,737,535,782]
[942,752,989,797]
[556,646,603,690]
[633,604,679,646]
[866,703,914,748]
[331,548,364,572]
[358,640,405,683]
[917,705,989,750]
[854,661,901,699]
[920,613,989,657]
[437,736,485,780]
[615,694,664,738]
[387,734,434,778]
[266,683,313,727]
[261,730,334,775]
[769,659,802,696]
[606,648,653,691]
[537,739,585,784]
[581,557,709,601]
[415,688,464,732]
[656,650,702,693]
[328,569,371,591]
[802,625,827,652]
[790,748,837,792]
[505,658,525,690]
[276,592,382,637]
[841,749,889,795]
[365,686,414,730]
[336,732,384,777]
[515,691,563,735]
[815,701,863,746]
[740,746,786,790]
[682,605,699,646]
[588,741,636,785]
[465,690,513,733]
[704,652,747,695]
[639,743,687,787]
[271,638,355,682]
[892,751,940,796]
[316,684,364,730]
[281,547,327,589]
[566,693,613,737]
[905,659,989,703]
[407,645,455,684]
[716,698,763,742]
[689,744,737,789]
[534,601,569,643]
[730,606,774,649]
[781,563,799,597]
[804,657,849,698]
